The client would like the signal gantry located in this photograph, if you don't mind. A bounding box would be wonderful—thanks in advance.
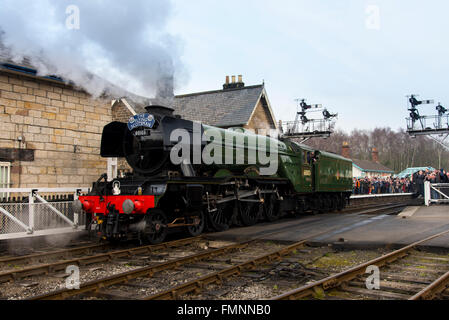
[279,98,338,143]
[405,94,449,151]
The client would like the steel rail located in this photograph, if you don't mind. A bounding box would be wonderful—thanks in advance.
[0,236,202,284]
[409,270,449,300]
[28,240,252,300]
[0,243,108,266]
[272,228,449,300]
[142,240,309,300]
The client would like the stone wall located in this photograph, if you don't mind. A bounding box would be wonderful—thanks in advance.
[0,70,112,188]
[244,98,276,134]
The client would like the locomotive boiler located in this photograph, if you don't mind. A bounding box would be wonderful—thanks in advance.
[74,105,352,244]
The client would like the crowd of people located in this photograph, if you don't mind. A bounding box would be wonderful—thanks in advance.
[352,168,449,197]
[353,177,412,195]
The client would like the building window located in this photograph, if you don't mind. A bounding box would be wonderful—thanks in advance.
[0,162,11,199]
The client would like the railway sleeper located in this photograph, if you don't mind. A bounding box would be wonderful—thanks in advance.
[339,283,411,300]
[382,272,436,285]
[349,279,426,296]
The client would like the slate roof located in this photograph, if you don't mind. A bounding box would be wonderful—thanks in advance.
[123,84,275,128]
[0,44,36,71]
[352,159,394,173]
[173,85,265,127]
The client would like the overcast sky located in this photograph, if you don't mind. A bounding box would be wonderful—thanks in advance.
[167,0,449,132]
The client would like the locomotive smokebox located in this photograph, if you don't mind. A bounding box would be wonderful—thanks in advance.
[101,103,197,176]
[101,105,177,176]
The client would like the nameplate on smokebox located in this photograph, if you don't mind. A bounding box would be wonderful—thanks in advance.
[128,114,155,131]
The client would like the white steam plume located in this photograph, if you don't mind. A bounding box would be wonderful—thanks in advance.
[0,0,187,99]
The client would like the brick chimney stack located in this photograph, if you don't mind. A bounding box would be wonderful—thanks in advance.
[372,148,379,163]
[223,75,245,90]
[342,142,351,159]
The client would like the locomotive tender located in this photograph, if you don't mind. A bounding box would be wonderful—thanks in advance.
[74,105,352,243]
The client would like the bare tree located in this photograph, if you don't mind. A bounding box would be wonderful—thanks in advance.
[302,127,449,172]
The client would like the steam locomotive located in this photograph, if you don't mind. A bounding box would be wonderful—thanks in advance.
[74,105,352,243]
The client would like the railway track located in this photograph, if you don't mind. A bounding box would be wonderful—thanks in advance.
[29,239,260,300]
[0,199,405,271]
[274,229,449,300]
[18,202,409,300]
[0,236,204,285]
[0,243,110,267]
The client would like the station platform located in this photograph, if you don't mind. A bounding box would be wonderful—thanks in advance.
[350,193,413,199]
[206,205,449,250]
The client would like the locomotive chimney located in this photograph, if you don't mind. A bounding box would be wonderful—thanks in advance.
[371,147,379,163]
[342,142,351,159]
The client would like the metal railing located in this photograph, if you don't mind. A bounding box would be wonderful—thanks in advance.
[407,115,449,133]
[0,188,89,235]
[281,119,332,137]
[424,181,449,206]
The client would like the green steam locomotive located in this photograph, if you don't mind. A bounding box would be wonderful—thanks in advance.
[75,105,352,243]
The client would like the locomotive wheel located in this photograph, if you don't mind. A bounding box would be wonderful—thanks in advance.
[185,211,205,237]
[322,195,331,213]
[239,199,262,226]
[145,210,168,244]
[337,195,345,211]
[317,195,326,213]
[263,193,281,222]
[207,202,233,232]
[330,195,338,212]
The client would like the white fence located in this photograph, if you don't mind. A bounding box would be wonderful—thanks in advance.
[0,188,89,235]
[424,181,449,206]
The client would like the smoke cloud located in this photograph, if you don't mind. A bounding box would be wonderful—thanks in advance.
[0,0,186,99]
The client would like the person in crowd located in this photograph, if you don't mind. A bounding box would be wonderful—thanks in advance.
[416,170,425,198]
